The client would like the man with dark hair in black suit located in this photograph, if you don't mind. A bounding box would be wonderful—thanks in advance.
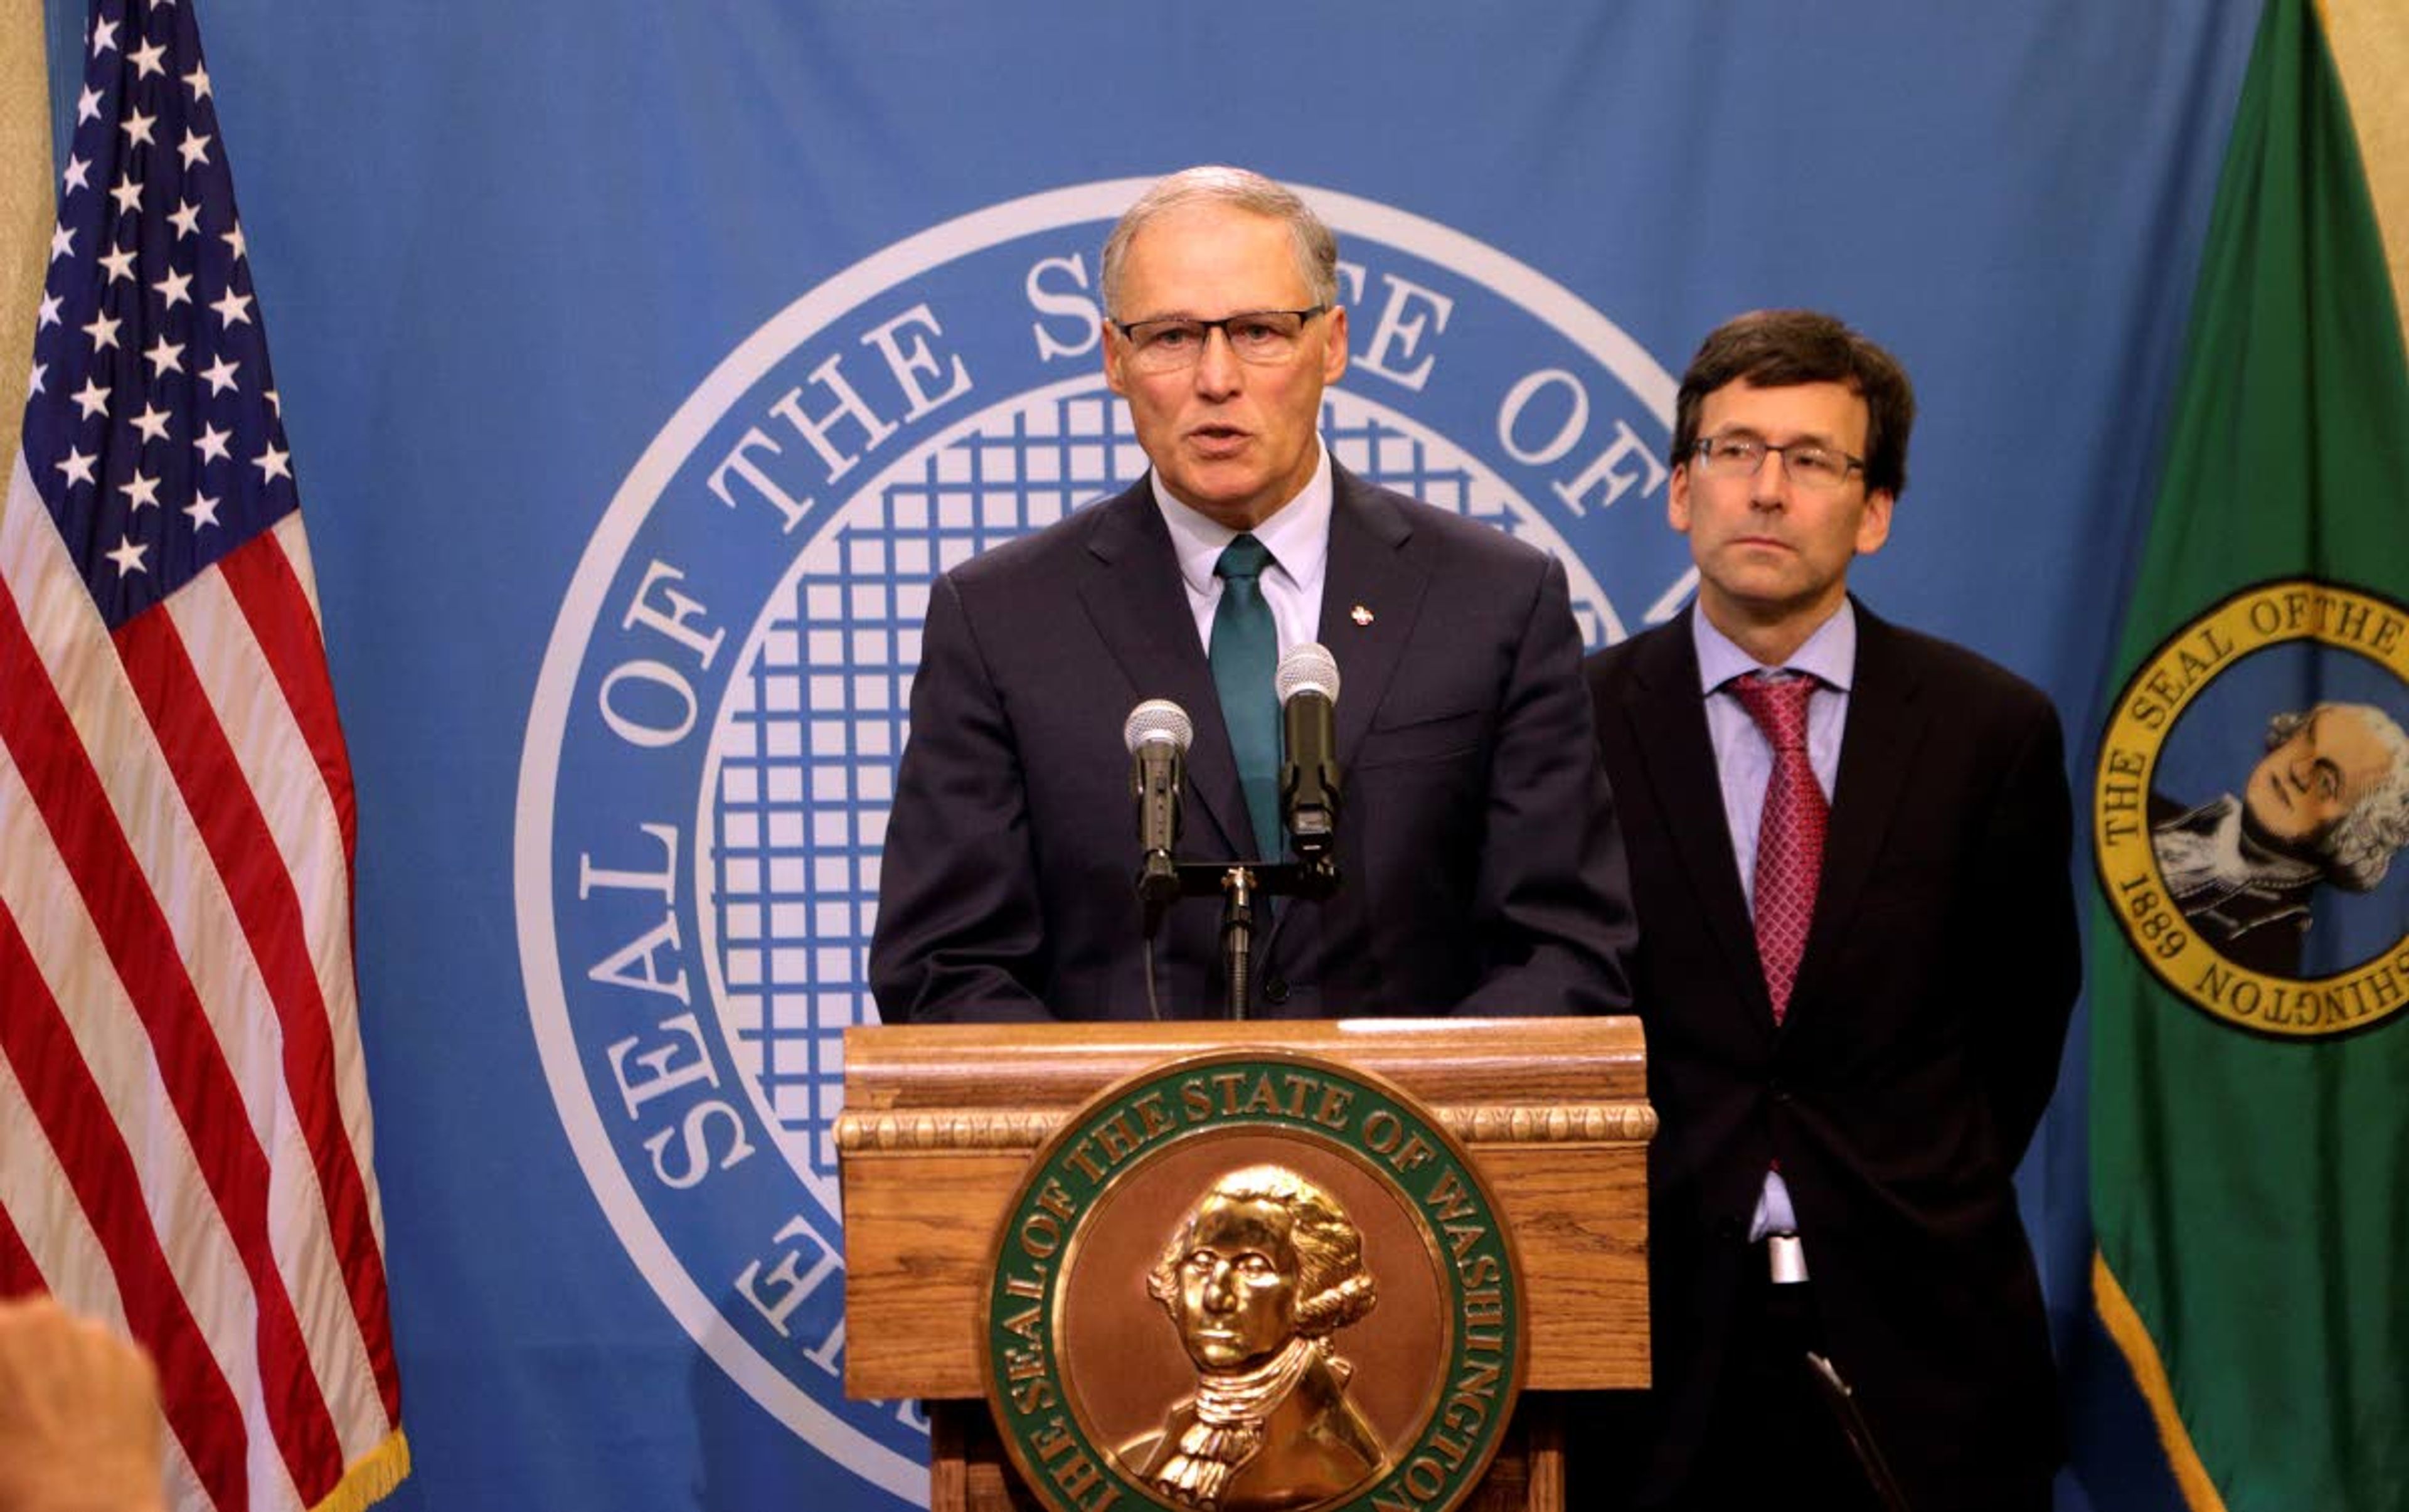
[1584,309,2080,1511]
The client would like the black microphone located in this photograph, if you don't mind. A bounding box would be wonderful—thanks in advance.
[1124,699,1193,912]
[1276,643,1341,860]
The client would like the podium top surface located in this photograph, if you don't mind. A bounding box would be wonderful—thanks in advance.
[841,1014,1647,1115]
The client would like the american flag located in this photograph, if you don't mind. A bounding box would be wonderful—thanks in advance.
[2,3,406,1509]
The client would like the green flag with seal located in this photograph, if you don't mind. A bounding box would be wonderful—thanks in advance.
[2090,1,2409,1509]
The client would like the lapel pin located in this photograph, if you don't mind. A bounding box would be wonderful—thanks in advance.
[1350,604,1375,627]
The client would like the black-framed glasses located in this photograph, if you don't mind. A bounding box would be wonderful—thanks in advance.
[1111,306,1328,373]
[1690,434,1865,491]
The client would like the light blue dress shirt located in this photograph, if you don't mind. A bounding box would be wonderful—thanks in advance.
[1691,600,1856,1241]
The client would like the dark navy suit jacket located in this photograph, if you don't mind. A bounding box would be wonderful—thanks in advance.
[1583,604,2079,1509]
[869,465,1635,1022]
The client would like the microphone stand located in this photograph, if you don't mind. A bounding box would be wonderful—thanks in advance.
[1169,856,1338,1018]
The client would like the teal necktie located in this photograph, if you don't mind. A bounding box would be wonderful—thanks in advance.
[1210,534,1282,861]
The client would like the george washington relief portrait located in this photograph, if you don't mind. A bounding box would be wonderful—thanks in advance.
[1115,1165,1391,1512]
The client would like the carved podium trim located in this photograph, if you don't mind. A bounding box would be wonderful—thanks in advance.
[836,1100,1655,1155]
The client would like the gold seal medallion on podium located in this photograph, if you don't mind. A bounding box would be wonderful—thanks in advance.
[982,1049,1525,1512]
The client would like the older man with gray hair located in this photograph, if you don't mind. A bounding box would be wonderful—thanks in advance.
[870,165,1634,1024]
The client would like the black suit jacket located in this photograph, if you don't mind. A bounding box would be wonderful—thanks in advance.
[869,465,1635,1021]
[1583,604,2079,1509]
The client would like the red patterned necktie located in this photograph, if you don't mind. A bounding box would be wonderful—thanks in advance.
[1730,672,1826,1023]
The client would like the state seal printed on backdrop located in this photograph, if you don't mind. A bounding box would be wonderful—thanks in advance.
[2095,579,2409,1038]
[984,1050,1522,1512]
[514,179,1674,1499]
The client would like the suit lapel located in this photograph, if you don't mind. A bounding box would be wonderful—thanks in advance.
[1257,469,1427,973]
[1317,469,1429,755]
[1792,604,1928,1014]
[1620,615,1771,1018]
[1073,483,1251,856]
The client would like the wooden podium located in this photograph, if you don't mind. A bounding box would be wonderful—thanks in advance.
[838,1017,1651,1512]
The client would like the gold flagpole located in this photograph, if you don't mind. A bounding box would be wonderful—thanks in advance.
[2324,0,2409,353]
[0,0,53,487]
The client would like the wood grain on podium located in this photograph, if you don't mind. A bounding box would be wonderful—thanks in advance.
[838,1016,1652,1402]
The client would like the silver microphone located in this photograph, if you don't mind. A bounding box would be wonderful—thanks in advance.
[1125,699,1194,907]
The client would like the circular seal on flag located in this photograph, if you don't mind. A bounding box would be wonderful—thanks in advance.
[514,179,1674,1498]
[984,1050,1522,1512]
[2093,578,2409,1038]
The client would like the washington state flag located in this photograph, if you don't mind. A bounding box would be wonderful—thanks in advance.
[2088,1,2409,1509]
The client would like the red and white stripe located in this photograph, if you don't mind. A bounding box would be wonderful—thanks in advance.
[0,450,402,1511]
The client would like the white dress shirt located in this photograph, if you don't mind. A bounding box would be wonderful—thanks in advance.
[1151,441,1333,656]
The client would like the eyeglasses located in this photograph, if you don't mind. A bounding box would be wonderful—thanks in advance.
[1690,434,1865,491]
[1110,306,1328,374]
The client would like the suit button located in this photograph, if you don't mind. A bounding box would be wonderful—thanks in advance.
[1262,976,1291,1005]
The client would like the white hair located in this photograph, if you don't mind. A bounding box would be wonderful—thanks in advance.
[2265,702,2409,889]
[1099,166,1339,319]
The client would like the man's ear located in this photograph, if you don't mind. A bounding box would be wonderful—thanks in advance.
[1102,319,1128,397]
[1856,487,1895,555]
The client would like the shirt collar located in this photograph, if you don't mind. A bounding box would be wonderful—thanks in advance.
[1152,441,1334,597]
[1691,597,1858,695]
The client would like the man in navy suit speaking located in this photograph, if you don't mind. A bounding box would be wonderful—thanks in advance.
[869,166,1634,1023]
